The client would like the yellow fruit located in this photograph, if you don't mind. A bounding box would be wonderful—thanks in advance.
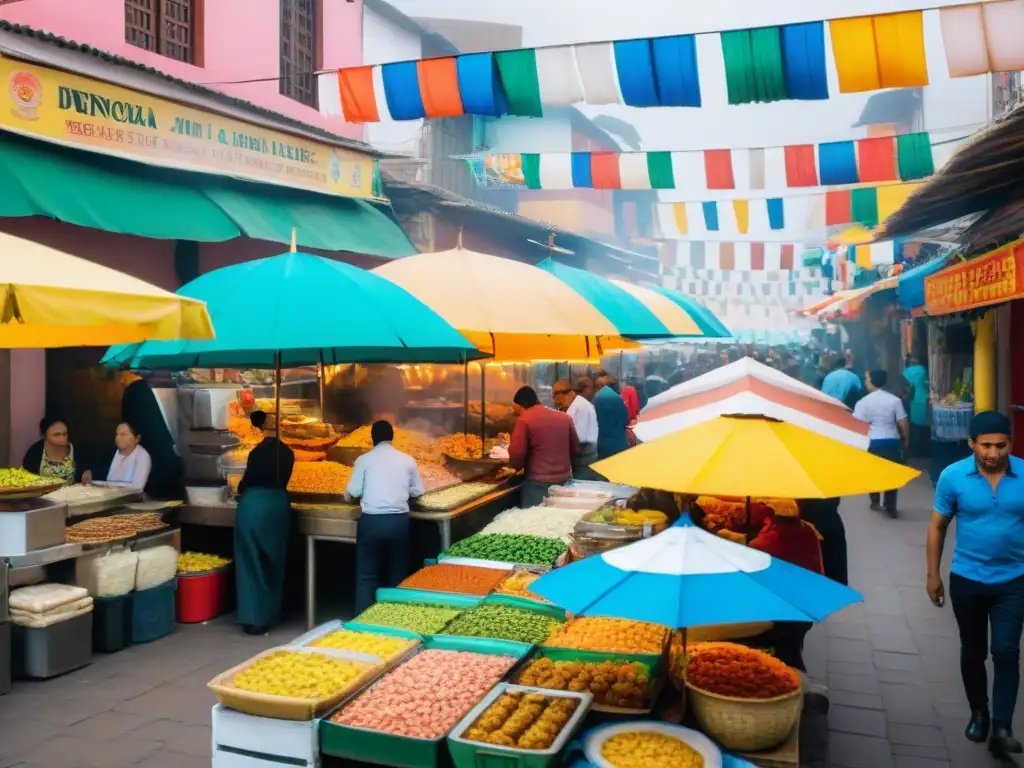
[601,731,704,767]
[231,650,371,699]
[308,629,411,658]
[177,552,232,574]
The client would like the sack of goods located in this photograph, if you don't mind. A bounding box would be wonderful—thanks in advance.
[76,548,139,598]
[135,545,179,591]
[8,583,94,628]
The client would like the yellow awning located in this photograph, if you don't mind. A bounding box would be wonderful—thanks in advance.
[0,232,213,348]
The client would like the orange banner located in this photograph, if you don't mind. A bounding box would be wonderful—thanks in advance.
[925,241,1024,315]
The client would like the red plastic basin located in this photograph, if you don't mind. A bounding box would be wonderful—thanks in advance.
[176,565,232,623]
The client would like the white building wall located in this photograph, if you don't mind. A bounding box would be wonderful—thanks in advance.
[363,8,424,156]
[485,115,573,153]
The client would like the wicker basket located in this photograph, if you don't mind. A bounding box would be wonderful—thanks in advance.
[685,682,802,752]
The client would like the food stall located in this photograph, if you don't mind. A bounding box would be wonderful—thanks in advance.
[0,470,182,693]
[205,480,831,768]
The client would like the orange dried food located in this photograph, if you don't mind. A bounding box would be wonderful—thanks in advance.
[686,642,800,700]
[544,617,668,655]
[516,657,652,709]
[292,449,327,463]
[495,570,548,602]
[287,461,352,494]
[399,564,509,596]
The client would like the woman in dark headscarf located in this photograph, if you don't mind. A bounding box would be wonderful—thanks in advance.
[120,373,183,498]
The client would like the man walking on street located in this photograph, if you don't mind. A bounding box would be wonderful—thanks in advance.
[853,369,909,517]
[926,411,1024,756]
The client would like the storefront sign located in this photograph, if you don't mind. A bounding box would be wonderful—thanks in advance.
[0,56,376,199]
[925,240,1024,315]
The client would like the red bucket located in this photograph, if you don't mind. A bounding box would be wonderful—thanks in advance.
[176,565,233,623]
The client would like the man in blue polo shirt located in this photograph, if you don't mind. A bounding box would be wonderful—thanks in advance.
[926,411,1024,756]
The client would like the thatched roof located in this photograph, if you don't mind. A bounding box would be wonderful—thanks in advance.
[878,103,1024,241]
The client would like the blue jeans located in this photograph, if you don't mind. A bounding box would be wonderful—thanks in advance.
[355,514,409,616]
[949,572,1024,729]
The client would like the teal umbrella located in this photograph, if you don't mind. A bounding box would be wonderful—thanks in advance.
[102,251,483,369]
[641,284,732,338]
[535,258,675,339]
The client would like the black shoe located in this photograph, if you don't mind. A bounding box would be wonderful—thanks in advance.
[965,710,990,743]
[886,507,898,519]
[990,728,1023,755]
[869,503,883,512]
[242,624,268,636]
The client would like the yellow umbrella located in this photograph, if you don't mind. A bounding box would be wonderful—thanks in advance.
[373,246,637,361]
[0,232,214,347]
[608,280,702,335]
[591,415,920,498]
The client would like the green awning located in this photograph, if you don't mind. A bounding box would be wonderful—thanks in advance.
[0,131,415,257]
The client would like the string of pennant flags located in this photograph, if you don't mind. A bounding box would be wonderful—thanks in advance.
[654,183,923,239]
[319,2,1024,123]
[471,134,938,192]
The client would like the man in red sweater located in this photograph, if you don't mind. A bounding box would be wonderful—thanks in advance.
[508,386,580,508]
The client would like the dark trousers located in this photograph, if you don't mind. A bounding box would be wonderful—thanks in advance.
[949,572,1024,729]
[771,621,813,672]
[868,439,902,514]
[801,499,848,587]
[520,479,555,509]
[355,514,410,616]
[909,423,930,459]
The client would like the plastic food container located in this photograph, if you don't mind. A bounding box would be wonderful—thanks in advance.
[207,646,383,721]
[293,621,421,669]
[176,564,233,624]
[92,593,133,653]
[583,721,723,768]
[319,636,532,768]
[447,683,593,768]
[131,578,176,644]
[12,611,93,679]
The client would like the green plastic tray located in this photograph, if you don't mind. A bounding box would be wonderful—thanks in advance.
[375,587,483,610]
[480,595,568,623]
[319,636,531,767]
[447,683,593,768]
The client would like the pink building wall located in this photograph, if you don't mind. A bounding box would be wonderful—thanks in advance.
[0,0,364,140]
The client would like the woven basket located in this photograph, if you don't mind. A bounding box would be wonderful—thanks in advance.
[685,682,802,752]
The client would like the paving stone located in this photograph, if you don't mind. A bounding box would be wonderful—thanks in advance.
[829,732,895,768]
[65,711,154,740]
[870,632,919,655]
[830,638,876,665]
[874,651,924,672]
[891,758,950,767]
[831,705,889,737]
[830,690,884,710]
[830,660,878,677]
[827,622,871,641]
[830,672,882,695]
[889,723,947,748]
[890,744,950,759]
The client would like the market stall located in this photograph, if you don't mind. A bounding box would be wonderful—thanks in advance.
[0,234,215,696]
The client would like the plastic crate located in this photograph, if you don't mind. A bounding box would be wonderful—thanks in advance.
[319,636,532,768]
[12,611,93,679]
[132,578,177,644]
[212,704,320,767]
[447,683,593,768]
[177,565,233,624]
[92,593,133,653]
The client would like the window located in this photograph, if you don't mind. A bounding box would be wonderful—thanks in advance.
[280,0,319,108]
[125,0,198,64]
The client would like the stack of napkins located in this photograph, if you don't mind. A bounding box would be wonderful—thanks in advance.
[9,583,93,628]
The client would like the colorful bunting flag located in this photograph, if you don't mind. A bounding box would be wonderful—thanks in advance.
[323,7,1021,123]
[473,139,938,192]
[939,1,1024,78]
[669,242,816,273]
[655,183,923,240]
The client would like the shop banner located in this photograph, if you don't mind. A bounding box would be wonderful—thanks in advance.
[925,240,1024,315]
[0,56,377,199]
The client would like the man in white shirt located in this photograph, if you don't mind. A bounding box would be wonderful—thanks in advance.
[552,378,599,480]
[346,420,425,613]
[853,369,910,518]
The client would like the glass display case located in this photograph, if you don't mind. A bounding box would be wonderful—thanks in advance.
[928,319,974,442]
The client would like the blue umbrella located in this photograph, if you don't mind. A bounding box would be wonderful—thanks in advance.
[102,251,484,369]
[531,516,861,628]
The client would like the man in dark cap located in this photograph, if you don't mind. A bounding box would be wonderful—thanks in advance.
[509,386,579,507]
[926,410,1024,756]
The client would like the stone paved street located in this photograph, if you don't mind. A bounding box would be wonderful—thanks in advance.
[0,474,1020,767]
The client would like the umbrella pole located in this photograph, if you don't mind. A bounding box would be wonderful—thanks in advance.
[480,363,486,457]
[318,351,325,422]
[275,350,282,486]
[463,362,469,435]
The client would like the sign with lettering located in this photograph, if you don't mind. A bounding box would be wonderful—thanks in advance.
[924,240,1024,315]
[1,56,376,199]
